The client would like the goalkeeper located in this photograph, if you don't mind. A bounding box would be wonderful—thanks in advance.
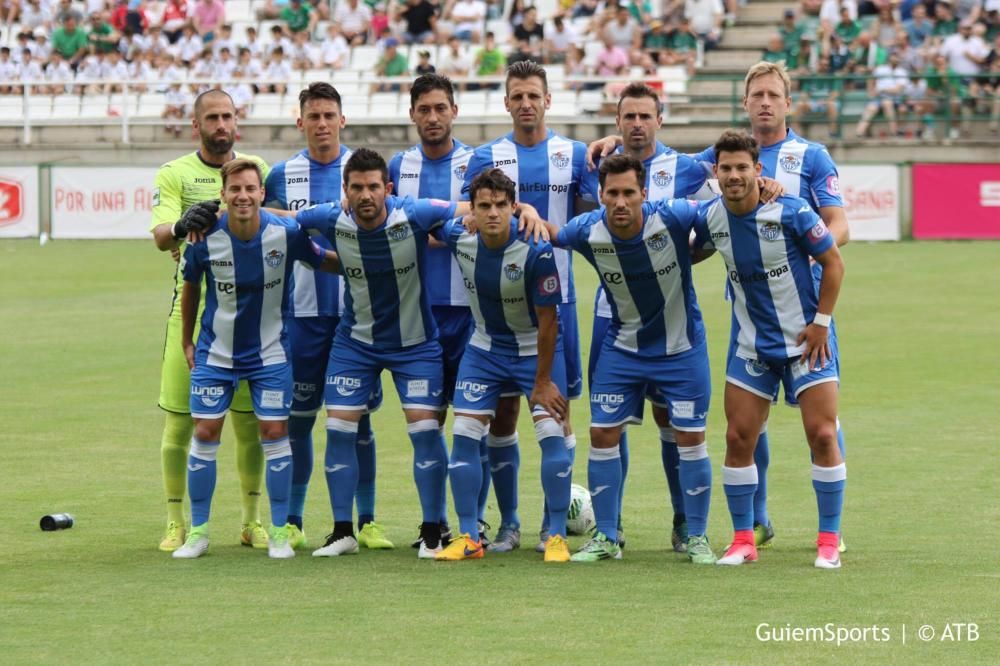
[149,89,272,552]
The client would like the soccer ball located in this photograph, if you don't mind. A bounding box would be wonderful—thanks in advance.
[567,484,596,535]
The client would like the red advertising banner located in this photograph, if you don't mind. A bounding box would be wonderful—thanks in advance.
[912,163,1000,239]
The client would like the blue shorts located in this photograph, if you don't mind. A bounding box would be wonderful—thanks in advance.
[452,345,568,418]
[725,347,839,405]
[590,342,711,431]
[589,313,667,411]
[325,333,445,411]
[560,302,583,400]
[433,305,473,404]
[190,363,292,421]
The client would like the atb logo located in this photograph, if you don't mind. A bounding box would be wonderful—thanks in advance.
[453,163,468,181]
[539,275,559,295]
[192,385,225,407]
[327,375,362,396]
[457,380,488,403]
[503,262,523,281]
[549,151,570,169]
[759,221,781,241]
[264,249,284,268]
[779,154,802,173]
[745,358,768,377]
[0,178,24,227]
[646,231,669,252]
[652,170,673,188]
[591,392,625,415]
[387,222,410,241]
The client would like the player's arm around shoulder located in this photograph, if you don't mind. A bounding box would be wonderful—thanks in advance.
[179,241,205,370]
[689,199,718,264]
[808,147,850,246]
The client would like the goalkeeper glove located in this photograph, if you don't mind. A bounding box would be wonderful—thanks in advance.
[172,200,220,239]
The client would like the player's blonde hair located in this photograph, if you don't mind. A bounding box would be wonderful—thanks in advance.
[220,158,262,187]
[743,61,792,99]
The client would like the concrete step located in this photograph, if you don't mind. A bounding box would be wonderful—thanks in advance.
[738,2,789,26]
[704,49,764,69]
[668,103,740,122]
[686,78,742,98]
[721,25,779,49]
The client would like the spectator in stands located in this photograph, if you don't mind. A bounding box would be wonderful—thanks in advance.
[101,48,129,93]
[941,18,989,77]
[834,3,863,46]
[192,0,224,42]
[933,0,959,41]
[320,22,350,68]
[572,0,599,20]
[264,46,291,93]
[163,80,189,136]
[242,26,262,58]
[224,67,253,118]
[513,5,544,58]
[374,37,408,90]
[21,0,53,31]
[415,48,436,73]
[111,0,147,35]
[819,0,857,28]
[685,0,724,49]
[174,24,203,65]
[472,29,504,87]
[45,49,74,94]
[267,24,294,56]
[17,47,44,94]
[628,0,655,24]
[157,51,186,85]
[0,47,15,95]
[794,53,843,136]
[161,0,188,42]
[211,23,235,57]
[485,0,503,20]
[189,46,214,89]
[872,4,899,47]
[924,51,970,136]
[237,47,264,87]
[256,0,287,21]
[119,25,147,60]
[903,3,934,46]
[544,13,576,63]
[282,0,318,34]
[438,34,472,79]
[953,0,984,22]
[398,0,438,45]
[603,3,641,54]
[670,15,700,65]
[507,0,528,27]
[334,0,372,45]
[146,25,170,55]
[144,0,167,29]
[52,14,89,70]
[213,45,237,79]
[507,37,534,64]
[984,31,999,132]
[563,42,589,90]
[371,3,391,39]
[642,18,670,63]
[899,71,934,137]
[596,32,630,77]
[128,50,155,92]
[446,0,487,43]
[764,33,793,63]
[895,29,925,70]
[75,52,103,94]
[289,29,316,69]
[856,50,909,135]
[88,11,120,54]
[55,0,82,25]
[780,8,804,50]
[1,0,20,24]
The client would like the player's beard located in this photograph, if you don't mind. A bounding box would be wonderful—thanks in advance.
[418,125,450,147]
[202,129,235,157]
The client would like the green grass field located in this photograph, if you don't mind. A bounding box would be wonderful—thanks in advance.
[1,239,997,664]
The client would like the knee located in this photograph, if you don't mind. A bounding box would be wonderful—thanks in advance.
[194,421,221,443]
[259,421,287,442]
[805,421,838,450]
[725,424,756,454]
[589,426,620,448]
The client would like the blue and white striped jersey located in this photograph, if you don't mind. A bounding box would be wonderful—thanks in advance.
[296,195,458,350]
[595,141,708,318]
[441,218,561,356]
[182,211,323,370]
[558,199,706,357]
[264,146,353,318]
[463,130,598,304]
[692,195,835,362]
[692,129,843,215]
[388,140,473,307]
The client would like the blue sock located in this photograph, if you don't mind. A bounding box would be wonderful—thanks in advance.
[565,434,576,466]
[659,428,684,517]
[541,434,576,533]
[450,417,486,537]
[188,438,219,528]
[836,418,846,458]
[616,429,629,531]
[262,437,293,527]
[355,414,376,528]
[753,426,770,527]
[723,465,758,532]
[408,419,448,524]
[537,420,572,538]
[324,418,359,523]
[677,443,712,537]
[437,427,449,525]
[813,463,847,534]
[287,415,315,529]
[487,432,520,528]
[476,436,490,523]
[588,445,622,541]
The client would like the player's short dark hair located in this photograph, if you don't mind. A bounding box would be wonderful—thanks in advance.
[506,60,548,94]
[299,82,342,114]
[617,82,662,116]
[469,168,516,207]
[193,88,235,118]
[598,153,646,190]
[410,73,455,108]
[221,158,263,187]
[714,129,759,163]
[344,148,389,185]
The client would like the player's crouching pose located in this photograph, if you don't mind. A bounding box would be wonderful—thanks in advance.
[548,154,717,564]
[433,168,573,564]
[692,131,846,569]
[173,159,340,559]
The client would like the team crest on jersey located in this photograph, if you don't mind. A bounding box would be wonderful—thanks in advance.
[759,221,782,241]
[504,262,523,281]
[549,151,570,169]
[453,163,468,181]
[646,231,669,252]
[779,154,802,173]
[652,170,673,188]
[387,222,410,241]
[264,249,285,268]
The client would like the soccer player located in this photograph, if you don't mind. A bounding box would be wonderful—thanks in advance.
[264,82,392,552]
[691,130,846,569]
[173,158,340,559]
[433,168,572,564]
[150,89,271,553]
[388,74,487,548]
[548,154,717,564]
[462,60,599,553]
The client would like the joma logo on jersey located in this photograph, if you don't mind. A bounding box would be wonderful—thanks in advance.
[286,177,308,184]
[779,154,802,173]
[550,152,570,169]
[456,249,476,262]
[193,177,216,184]
[387,223,410,241]
[710,231,730,240]
[503,263,523,281]
[759,221,782,241]
[335,229,356,240]
[209,259,233,267]
[592,246,615,255]
[494,158,516,167]
[646,232,669,252]
[264,249,284,268]
[399,172,419,179]
[652,170,673,188]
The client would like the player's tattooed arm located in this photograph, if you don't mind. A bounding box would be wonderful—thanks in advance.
[180,280,201,370]
[585,134,624,170]
[530,304,568,422]
[797,244,844,369]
